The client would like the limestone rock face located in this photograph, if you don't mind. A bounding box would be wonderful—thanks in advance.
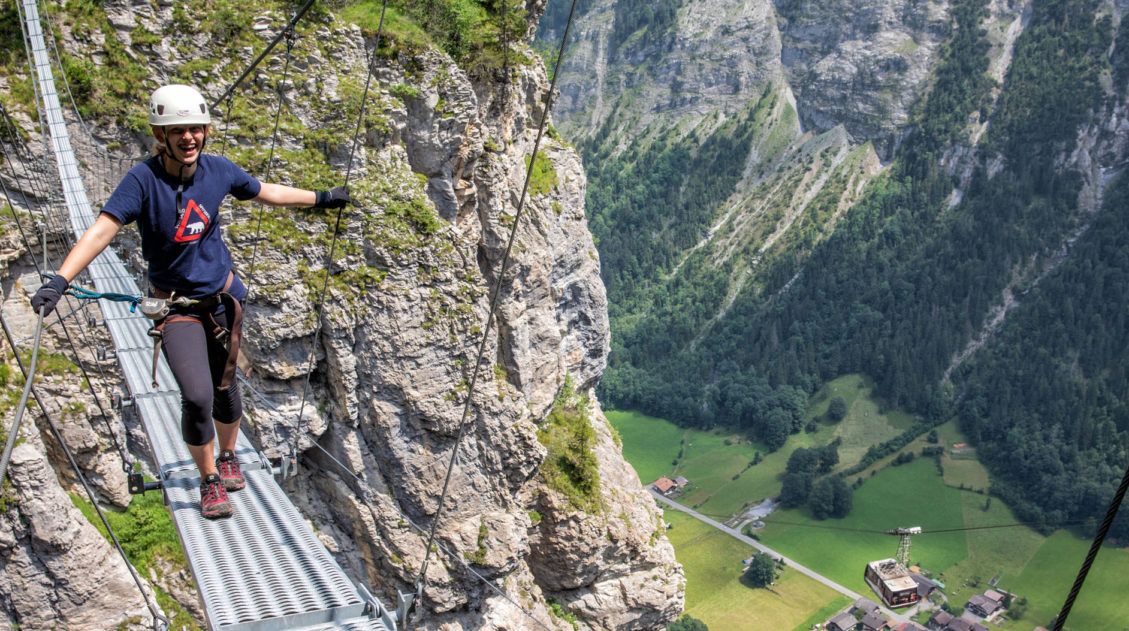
[549,0,961,158]
[528,402,684,629]
[774,0,952,156]
[0,436,153,630]
[553,0,785,144]
[1,2,681,628]
[232,33,676,626]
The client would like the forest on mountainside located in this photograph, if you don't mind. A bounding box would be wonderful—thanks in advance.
[578,0,1129,537]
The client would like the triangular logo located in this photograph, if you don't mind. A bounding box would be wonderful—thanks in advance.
[174,199,209,243]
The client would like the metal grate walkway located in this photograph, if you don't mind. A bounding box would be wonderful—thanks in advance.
[19,1,395,629]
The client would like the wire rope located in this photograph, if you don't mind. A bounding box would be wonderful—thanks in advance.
[413,0,581,604]
[2,13,139,473]
[304,446,555,631]
[0,309,45,481]
[0,312,168,631]
[211,0,318,111]
[290,0,389,465]
[217,95,235,159]
[1,120,133,472]
[244,27,298,297]
[1052,461,1129,631]
[11,2,75,255]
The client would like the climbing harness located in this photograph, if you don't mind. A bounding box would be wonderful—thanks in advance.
[146,272,243,390]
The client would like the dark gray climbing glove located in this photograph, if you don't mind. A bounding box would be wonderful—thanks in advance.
[30,274,69,317]
[314,186,351,209]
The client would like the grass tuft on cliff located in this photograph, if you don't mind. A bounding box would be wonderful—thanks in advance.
[70,491,200,630]
[538,377,603,513]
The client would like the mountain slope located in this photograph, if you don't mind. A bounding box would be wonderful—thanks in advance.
[546,0,1129,535]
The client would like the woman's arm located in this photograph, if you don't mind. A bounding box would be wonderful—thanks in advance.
[254,183,317,207]
[57,213,123,282]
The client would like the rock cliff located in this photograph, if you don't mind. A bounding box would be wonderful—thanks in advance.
[0,1,682,629]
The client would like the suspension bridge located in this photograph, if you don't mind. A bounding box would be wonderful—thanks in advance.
[1,0,589,628]
[13,0,396,628]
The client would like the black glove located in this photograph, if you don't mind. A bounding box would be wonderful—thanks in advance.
[31,274,69,317]
[314,186,351,209]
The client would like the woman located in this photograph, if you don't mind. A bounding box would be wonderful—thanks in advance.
[31,84,349,519]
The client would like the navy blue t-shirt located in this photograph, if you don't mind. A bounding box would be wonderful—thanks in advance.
[101,154,260,299]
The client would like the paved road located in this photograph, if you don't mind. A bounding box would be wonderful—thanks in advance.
[652,491,912,626]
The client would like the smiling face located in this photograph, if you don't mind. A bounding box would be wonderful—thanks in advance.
[153,125,208,174]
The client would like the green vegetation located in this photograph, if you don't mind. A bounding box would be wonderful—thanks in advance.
[742,552,778,587]
[610,0,685,55]
[760,458,970,595]
[666,613,708,631]
[465,517,489,564]
[665,510,844,630]
[524,152,558,196]
[538,378,602,512]
[70,492,199,630]
[590,0,1129,540]
[546,598,579,629]
[341,0,529,72]
[610,410,790,515]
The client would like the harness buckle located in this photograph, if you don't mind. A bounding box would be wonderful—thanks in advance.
[139,297,169,320]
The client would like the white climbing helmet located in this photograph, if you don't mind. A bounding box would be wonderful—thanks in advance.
[148,84,210,127]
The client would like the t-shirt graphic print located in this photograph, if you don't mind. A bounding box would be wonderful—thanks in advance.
[174,198,210,243]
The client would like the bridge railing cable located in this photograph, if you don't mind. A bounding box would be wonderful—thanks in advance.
[0,312,168,630]
[244,27,298,297]
[211,0,318,111]
[290,0,388,479]
[1,115,134,474]
[412,0,581,612]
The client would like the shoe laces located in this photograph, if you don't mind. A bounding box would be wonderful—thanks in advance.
[202,477,225,504]
[219,458,241,477]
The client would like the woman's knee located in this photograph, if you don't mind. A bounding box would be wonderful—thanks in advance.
[212,382,242,423]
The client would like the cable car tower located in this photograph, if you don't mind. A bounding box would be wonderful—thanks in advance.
[887,526,922,566]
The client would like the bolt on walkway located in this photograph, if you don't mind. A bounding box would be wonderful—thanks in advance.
[19,1,394,628]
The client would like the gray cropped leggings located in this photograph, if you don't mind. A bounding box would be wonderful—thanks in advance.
[161,310,242,446]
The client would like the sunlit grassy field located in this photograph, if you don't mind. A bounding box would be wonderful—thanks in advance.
[758,457,968,595]
[612,374,1129,630]
[609,409,837,517]
[664,510,848,630]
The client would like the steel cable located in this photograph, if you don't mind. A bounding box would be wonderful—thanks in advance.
[290,0,389,467]
[413,0,581,605]
[244,27,298,297]
[0,311,168,631]
[1052,462,1129,631]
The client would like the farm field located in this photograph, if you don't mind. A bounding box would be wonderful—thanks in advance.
[663,510,848,630]
[758,457,968,595]
[612,374,1129,630]
[608,375,912,518]
[1001,532,1129,630]
[608,410,836,516]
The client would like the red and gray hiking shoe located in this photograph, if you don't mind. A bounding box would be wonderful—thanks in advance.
[200,473,232,519]
[217,450,245,492]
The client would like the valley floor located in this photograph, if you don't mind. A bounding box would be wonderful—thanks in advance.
[610,374,1129,631]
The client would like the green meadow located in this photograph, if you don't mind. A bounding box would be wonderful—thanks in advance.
[758,457,968,595]
[610,409,837,516]
[608,375,918,518]
[611,373,1129,629]
[664,510,848,630]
